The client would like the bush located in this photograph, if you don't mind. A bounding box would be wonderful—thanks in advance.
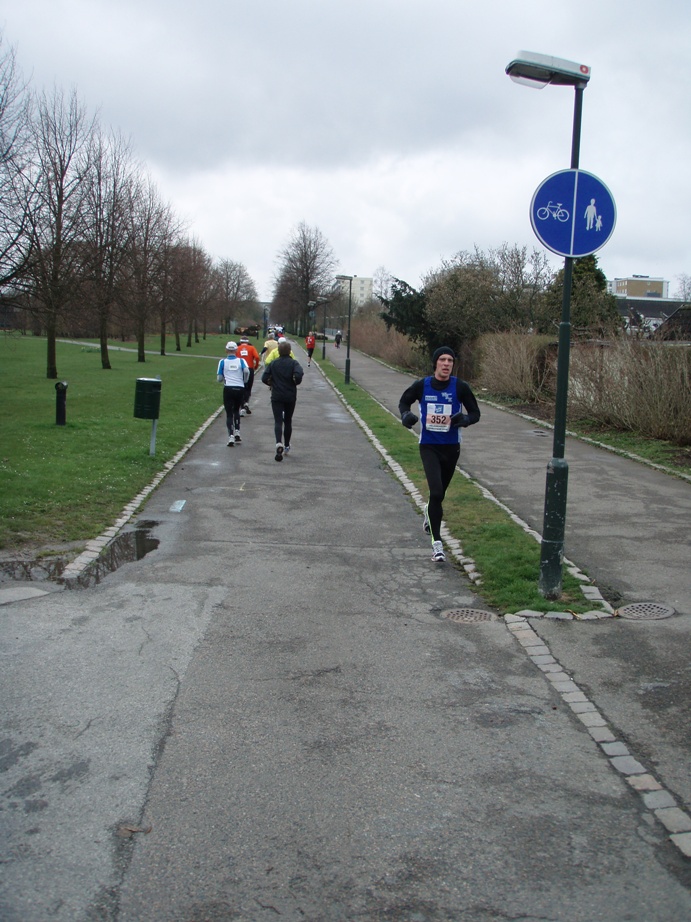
[477,332,555,402]
[351,310,426,373]
[568,339,691,445]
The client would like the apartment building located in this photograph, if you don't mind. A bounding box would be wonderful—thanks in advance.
[607,275,669,298]
[335,276,373,307]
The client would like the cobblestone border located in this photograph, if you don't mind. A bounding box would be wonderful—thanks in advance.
[505,613,691,859]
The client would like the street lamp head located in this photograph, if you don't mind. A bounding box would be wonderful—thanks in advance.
[506,51,591,89]
[335,274,353,281]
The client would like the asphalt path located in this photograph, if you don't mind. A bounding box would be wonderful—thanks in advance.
[1,341,690,921]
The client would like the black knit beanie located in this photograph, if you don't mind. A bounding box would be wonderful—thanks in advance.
[432,346,456,369]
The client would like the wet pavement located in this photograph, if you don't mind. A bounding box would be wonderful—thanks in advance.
[1,341,690,921]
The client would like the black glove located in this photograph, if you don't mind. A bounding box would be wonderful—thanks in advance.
[401,411,418,429]
[450,411,467,429]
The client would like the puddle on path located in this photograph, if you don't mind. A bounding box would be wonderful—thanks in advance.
[0,522,160,591]
[65,521,160,589]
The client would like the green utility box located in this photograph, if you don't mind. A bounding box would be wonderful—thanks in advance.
[134,378,162,420]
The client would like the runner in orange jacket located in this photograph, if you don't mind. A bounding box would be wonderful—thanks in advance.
[236,336,261,415]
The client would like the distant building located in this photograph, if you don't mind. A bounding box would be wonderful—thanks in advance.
[335,276,373,307]
[607,275,669,298]
[606,275,684,334]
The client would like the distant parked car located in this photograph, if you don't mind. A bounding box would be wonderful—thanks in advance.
[234,324,260,337]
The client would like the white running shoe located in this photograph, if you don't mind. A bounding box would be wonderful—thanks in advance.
[431,540,445,562]
[284,445,291,455]
[275,443,284,462]
[227,435,235,447]
[234,432,242,443]
[423,504,431,535]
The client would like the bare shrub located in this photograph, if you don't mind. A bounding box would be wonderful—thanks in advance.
[477,332,554,402]
[351,311,425,373]
[569,339,691,445]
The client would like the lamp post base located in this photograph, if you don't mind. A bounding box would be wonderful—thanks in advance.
[344,358,351,384]
[538,457,569,599]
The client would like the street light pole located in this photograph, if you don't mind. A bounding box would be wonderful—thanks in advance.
[506,52,590,599]
[308,297,330,361]
[335,275,354,384]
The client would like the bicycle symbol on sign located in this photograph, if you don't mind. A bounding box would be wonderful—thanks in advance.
[536,201,570,223]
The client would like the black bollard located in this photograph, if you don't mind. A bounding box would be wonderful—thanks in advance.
[55,381,68,426]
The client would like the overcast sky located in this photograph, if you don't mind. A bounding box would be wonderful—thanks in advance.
[2,0,689,301]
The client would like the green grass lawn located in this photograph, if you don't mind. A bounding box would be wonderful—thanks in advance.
[0,334,224,551]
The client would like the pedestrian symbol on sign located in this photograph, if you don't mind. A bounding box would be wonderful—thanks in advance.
[584,198,598,231]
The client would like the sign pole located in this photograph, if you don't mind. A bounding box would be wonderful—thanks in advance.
[538,83,583,599]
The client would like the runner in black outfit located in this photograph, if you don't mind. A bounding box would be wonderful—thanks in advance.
[398,346,480,561]
[261,341,304,461]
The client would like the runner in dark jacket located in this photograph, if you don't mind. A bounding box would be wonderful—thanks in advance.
[261,341,304,461]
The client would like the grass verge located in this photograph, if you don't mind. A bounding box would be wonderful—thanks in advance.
[317,359,594,615]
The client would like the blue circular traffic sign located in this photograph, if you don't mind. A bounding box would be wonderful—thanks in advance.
[530,169,616,258]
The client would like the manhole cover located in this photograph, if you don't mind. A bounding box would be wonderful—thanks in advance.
[615,602,675,621]
[442,608,496,623]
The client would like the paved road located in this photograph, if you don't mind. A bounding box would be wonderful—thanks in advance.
[1,341,690,921]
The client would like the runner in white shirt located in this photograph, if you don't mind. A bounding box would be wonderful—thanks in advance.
[217,342,249,446]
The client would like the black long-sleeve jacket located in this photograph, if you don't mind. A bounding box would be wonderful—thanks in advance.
[261,356,304,402]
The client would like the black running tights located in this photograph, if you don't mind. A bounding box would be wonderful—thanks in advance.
[271,399,296,447]
[419,443,461,541]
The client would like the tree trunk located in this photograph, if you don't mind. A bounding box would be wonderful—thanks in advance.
[46,316,58,379]
[137,318,146,362]
[99,309,112,370]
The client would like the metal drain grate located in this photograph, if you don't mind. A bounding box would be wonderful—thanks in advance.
[615,602,675,621]
[442,608,496,623]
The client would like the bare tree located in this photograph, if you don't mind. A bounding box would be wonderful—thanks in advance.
[675,273,691,300]
[423,250,501,348]
[422,244,555,350]
[24,85,96,377]
[490,243,554,330]
[81,128,136,368]
[121,173,178,362]
[0,32,33,290]
[373,265,394,302]
[216,258,258,333]
[272,222,336,334]
[162,239,215,352]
